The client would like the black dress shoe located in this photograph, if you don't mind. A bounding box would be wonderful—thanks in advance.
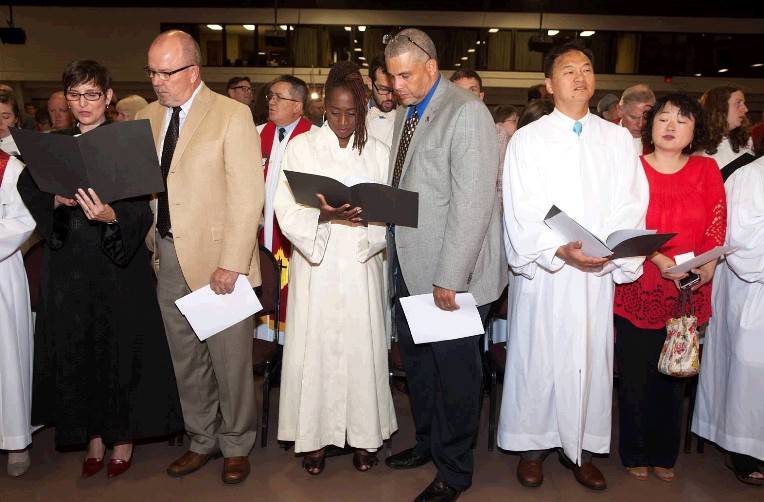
[385,447,432,469]
[414,478,462,502]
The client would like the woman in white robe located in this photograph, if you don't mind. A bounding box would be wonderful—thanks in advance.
[692,157,764,486]
[0,152,36,476]
[274,61,396,475]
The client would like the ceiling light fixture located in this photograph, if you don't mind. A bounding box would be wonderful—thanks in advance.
[207,24,223,31]
[243,25,255,31]
[580,30,595,37]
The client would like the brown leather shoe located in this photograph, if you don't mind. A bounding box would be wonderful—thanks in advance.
[572,462,607,490]
[166,451,220,478]
[516,459,544,487]
[222,456,250,484]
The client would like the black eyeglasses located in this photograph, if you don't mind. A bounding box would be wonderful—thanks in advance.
[143,64,196,81]
[372,82,393,95]
[231,85,253,93]
[266,93,300,103]
[65,91,105,102]
[382,33,433,61]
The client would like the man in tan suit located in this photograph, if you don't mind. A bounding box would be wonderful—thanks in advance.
[136,30,264,484]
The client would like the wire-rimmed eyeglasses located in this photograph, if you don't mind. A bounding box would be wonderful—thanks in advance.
[143,64,196,81]
[382,33,433,61]
[266,93,300,103]
[65,91,105,102]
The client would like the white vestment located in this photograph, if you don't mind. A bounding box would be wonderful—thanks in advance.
[366,102,397,147]
[692,159,764,460]
[0,157,36,450]
[274,125,397,452]
[698,138,754,170]
[255,121,317,342]
[498,110,649,464]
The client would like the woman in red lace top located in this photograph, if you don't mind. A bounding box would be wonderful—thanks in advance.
[613,93,726,483]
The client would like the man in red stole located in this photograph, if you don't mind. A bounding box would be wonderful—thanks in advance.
[256,75,316,341]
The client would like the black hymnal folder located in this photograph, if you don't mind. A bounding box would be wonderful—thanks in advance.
[284,170,419,228]
[544,205,676,259]
[11,120,164,203]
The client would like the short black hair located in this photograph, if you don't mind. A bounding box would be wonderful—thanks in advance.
[227,76,251,89]
[35,107,51,125]
[543,40,594,78]
[644,93,706,155]
[62,59,112,93]
[369,54,387,83]
[268,75,308,111]
[449,69,482,92]
[527,84,546,101]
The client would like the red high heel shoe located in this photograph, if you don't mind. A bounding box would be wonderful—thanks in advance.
[82,457,104,478]
[107,456,133,478]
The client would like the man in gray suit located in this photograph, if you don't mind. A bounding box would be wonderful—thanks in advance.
[384,28,507,502]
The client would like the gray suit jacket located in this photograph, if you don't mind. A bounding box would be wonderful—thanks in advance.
[390,77,507,307]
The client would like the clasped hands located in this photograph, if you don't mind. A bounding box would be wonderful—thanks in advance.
[651,252,714,292]
[316,193,363,223]
[55,188,116,223]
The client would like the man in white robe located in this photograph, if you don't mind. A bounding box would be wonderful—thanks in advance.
[692,157,764,484]
[0,152,36,476]
[499,41,648,491]
[255,75,316,342]
[365,54,397,147]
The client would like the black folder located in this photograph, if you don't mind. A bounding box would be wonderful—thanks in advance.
[11,120,164,203]
[284,170,419,228]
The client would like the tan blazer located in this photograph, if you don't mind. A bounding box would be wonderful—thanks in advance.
[137,83,264,290]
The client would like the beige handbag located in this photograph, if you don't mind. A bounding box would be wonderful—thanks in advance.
[658,289,700,377]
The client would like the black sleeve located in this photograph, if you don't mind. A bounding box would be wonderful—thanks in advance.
[100,196,153,266]
[16,168,71,250]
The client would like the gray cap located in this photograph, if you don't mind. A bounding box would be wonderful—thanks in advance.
[597,93,620,115]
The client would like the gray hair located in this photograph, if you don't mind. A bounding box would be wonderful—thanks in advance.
[116,94,149,118]
[384,28,437,65]
[620,84,656,111]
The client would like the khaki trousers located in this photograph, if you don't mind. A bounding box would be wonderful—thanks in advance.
[156,234,256,457]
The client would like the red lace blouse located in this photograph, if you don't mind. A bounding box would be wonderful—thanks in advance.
[614,155,726,329]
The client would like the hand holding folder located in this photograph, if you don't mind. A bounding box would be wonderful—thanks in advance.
[11,120,164,203]
[544,205,676,259]
[283,170,419,227]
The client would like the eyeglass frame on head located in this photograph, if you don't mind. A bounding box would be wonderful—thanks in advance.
[382,33,433,61]
[143,64,196,81]
[64,90,106,102]
[230,85,254,93]
[266,93,300,103]
[372,82,393,96]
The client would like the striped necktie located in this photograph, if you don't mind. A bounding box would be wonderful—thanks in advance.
[392,108,419,188]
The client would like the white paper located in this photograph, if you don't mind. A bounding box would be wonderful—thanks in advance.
[175,275,263,341]
[665,246,737,273]
[399,293,485,344]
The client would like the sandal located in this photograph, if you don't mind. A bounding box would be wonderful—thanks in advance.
[352,449,379,472]
[301,448,326,476]
[726,454,764,487]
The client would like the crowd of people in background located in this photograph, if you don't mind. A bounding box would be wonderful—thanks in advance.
[0,26,762,502]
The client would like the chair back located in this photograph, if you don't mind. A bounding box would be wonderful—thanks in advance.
[255,244,282,338]
[23,239,45,312]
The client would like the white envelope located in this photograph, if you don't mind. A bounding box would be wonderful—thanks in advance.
[399,293,485,344]
[665,245,737,274]
[175,275,263,341]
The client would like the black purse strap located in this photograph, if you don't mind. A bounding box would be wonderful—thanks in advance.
[674,288,695,318]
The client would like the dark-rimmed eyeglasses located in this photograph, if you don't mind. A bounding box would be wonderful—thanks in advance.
[382,33,433,61]
[143,64,196,81]
[230,85,253,93]
[65,91,105,102]
[372,82,393,96]
[266,93,300,103]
